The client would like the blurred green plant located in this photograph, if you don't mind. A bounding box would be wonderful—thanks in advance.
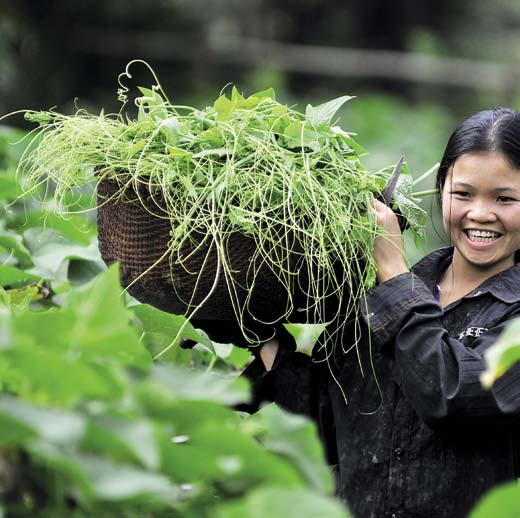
[469,481,520,518]
[468,318,520,516]
[481,319,520,388]
[0,125,349,516]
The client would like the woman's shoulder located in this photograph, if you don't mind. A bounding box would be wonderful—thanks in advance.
[478,262,520,304]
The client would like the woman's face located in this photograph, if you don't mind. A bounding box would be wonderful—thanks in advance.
[442,151,520,276]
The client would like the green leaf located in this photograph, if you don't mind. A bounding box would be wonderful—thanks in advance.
[285,323,326,354]
[82,415,160,471]
[140,331,194,365]
[0,408,36,447]
[10,210,96,245]
[283,122,321,151]
[305,96,354,127]
[0,264,42,287]
[390,162,428,239]
[245,404,334,493]
[470,481,520,518]
[186,421,305,492]
[168,147,192,158]
[65,266,153,370]
[330,127,367,155]
[250,88,276,101]
[29,445,181,506]
[199,126,224,147]
[0,396,85,446]
[214,95,239,121]
[231,86,244,102]
[8,269,133,358]
[0,172,23,200]
[28,441,94,499]
[2,345,125,404]
[192,147,231,159]
[136,87,169,123]
[131,303,213,352]
[213,342,252,370]
[150,363,250,406]
[0,230,33,267]
[160,116,182,146]
[136,383,239,431]
[78,454,181,504]
[481,318,520,387]
[160,437,225,482]
[23,228,104,283]
[11,308,72,351]
[215,486,351,518]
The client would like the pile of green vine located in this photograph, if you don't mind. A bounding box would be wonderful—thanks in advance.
[9,61,429,352]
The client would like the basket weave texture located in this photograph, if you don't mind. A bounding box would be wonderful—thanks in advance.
[97,178,332,344]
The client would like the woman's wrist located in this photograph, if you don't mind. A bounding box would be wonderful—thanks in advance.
[376,262,409,284]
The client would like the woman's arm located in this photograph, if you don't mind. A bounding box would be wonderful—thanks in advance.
[364,274,520,426]
[370,199,409,283]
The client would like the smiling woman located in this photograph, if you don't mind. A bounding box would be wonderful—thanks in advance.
[437,112,520,305]
[438,151,520,304]
[247,107,520,518]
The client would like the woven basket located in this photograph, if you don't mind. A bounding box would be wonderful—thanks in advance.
[97,178,344,345]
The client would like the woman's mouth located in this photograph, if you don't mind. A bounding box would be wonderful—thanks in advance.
[465,229,502,243]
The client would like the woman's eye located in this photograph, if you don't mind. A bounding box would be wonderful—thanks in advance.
[450,191,470,197]
[497,195,516,202]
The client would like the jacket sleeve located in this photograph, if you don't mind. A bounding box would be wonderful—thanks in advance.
[360,272,520,427]
[239,325,313,416]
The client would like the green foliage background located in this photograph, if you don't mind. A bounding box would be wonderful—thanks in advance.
[0,126,350,517]
[1,93,518,514]
[1,34,520,512]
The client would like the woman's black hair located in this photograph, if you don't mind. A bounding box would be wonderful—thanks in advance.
[436,107,520,204]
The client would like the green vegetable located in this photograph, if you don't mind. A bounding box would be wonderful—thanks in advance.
[9,60,427,353]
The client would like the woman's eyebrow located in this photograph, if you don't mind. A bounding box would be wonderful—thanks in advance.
[450,181,472,188]
[451,181,520,193]
[492,186,520,193]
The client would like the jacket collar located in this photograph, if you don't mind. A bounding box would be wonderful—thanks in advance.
[412,247,520,304]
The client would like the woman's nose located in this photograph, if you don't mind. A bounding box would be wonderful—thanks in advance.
[467,201,497,222]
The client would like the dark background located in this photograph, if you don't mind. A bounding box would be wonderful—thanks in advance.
[2,0,520,176]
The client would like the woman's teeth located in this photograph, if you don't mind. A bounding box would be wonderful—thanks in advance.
[466,229,501,242]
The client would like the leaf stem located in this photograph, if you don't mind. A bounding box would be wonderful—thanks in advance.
[412,188,438,198]
[412,163,439,186]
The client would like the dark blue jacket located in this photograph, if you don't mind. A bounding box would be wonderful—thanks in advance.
[243,247,520,518]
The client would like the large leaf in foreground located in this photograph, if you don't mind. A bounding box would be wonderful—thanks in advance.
[131,303,213,353]
[149,363,249,406]
[481,318,520,388]
[185,421,305,493]
[0,230,33,267]
[3,344,125,404]
[0,264,42,287]
[24,228,103,283]
[216,486,350,518]
[64,265,152,370]
[29,442,181,507]
[9,265,151,371]
[0,396,85,447]
[245,403,334,494]
[82,415,160,471]
[470,482,520,518]
[10,209,96,245]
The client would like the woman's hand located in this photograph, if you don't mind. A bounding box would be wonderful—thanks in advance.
[259,338,279,371]
[372,199,409,283]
